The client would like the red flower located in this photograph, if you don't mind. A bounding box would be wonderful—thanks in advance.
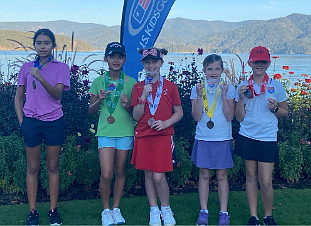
[272,56,279,59]
[282,66,289,70]
[289,71,294,75]
[197,48,204,55]
[273,73,282,79]
[305,78,311,83]
[302,74,308,77]
[68,171,72,176]
[168,61,174,65]
[290,88,296,92]
[301,139,305,144]
[301,90,308,95]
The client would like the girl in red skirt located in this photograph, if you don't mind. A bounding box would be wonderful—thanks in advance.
[130,47,183,225]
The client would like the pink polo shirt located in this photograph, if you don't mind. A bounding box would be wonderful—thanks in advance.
[17,59,71,121]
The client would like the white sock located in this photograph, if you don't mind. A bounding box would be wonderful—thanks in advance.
[220,211,228,215]
[161,205,171,211]
[200,209,209,213]
[150,206,159,212]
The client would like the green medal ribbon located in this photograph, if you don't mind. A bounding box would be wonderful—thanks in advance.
[102,71,124,115]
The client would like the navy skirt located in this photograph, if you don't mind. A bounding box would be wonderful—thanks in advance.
[234,134,279,163]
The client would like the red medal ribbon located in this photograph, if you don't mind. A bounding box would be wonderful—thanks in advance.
[247,73,269,98]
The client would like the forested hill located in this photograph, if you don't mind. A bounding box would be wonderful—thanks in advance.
[0,13,310,54]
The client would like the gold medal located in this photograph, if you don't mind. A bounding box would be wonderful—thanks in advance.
[148,117,155,127]
[207,119,214,129]
[107,115,115,124]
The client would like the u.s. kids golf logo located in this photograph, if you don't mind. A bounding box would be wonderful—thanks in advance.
[133,0,152,24]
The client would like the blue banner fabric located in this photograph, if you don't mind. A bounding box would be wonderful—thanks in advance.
[120,0,175,80]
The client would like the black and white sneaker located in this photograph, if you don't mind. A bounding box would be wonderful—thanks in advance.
[48,208,62,225]
[27,209,39,226]
[247,216,260,225]
[264,216,277,225]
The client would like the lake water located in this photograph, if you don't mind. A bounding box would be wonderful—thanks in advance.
[1,51,310,85]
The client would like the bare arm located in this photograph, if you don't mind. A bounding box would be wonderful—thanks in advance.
[88,89,111,114]
[191,83,203,121]
[221,83,235,121]
[268,99,288,118]
[132,84,152,121]
[31,67,64,100]
[151,105,183,131]
[235,85,247,122]
[14,86,25,126]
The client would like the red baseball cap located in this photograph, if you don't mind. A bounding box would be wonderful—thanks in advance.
[248,46,271,63]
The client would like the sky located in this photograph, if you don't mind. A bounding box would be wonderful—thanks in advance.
[0,0,310,26]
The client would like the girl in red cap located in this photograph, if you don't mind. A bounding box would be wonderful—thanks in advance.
[235,46,288,225]
[130,47,183,226]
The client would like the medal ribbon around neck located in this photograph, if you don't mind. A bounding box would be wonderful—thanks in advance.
[247,73,269,99]
[145,75,163,116]
[32,55,53,89]
[202,79,222,119]
[103,71,124,115]
[34,55,53,69]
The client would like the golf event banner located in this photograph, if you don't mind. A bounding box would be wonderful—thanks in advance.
[121,0,175,80]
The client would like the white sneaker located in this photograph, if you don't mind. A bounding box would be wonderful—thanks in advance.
[161,207,176,226]
[101,209,115,226]
[112,208,125,225]
[149,208,161,225]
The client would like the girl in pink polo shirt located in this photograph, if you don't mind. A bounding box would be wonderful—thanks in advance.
[15,28,70,226]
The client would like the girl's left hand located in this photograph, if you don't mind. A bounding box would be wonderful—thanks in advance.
[30,67,43,81]
[221,83,229,96]
[121,92,129,108]
[268,97,277,111]
[151,120,169,131]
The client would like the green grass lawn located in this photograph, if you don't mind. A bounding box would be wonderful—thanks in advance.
[0,188,311,225]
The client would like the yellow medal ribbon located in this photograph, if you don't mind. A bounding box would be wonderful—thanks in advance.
[202,80,222,119]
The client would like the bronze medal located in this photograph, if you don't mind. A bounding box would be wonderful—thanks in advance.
[148,117,155,127]
[207,119,214,129]
[107,115,115,124]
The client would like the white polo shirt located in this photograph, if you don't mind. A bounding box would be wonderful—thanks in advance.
[235,78,287,141]
[191,83,236,141]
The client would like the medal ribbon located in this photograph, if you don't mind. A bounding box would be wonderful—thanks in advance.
[145,75,163,116]
[103,71,124,115]
[34,55,53,69]
[202,79,222,119]
[247,73,269,99]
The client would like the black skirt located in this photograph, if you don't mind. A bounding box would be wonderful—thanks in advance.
[234,134,279,163]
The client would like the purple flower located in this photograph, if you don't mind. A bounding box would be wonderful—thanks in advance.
[82,69,89,75]
[182,70,191,75]
[84,137,91,144]
[71,64,79,75]
[197,48,204,55]
[83,79,91,86]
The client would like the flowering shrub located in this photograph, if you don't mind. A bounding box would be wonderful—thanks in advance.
[1,46,311,194]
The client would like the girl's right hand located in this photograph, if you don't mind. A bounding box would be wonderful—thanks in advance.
[238,85,248,99]
[98,89,111,102]
[142,84,152,100]
[196,83,204,98]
